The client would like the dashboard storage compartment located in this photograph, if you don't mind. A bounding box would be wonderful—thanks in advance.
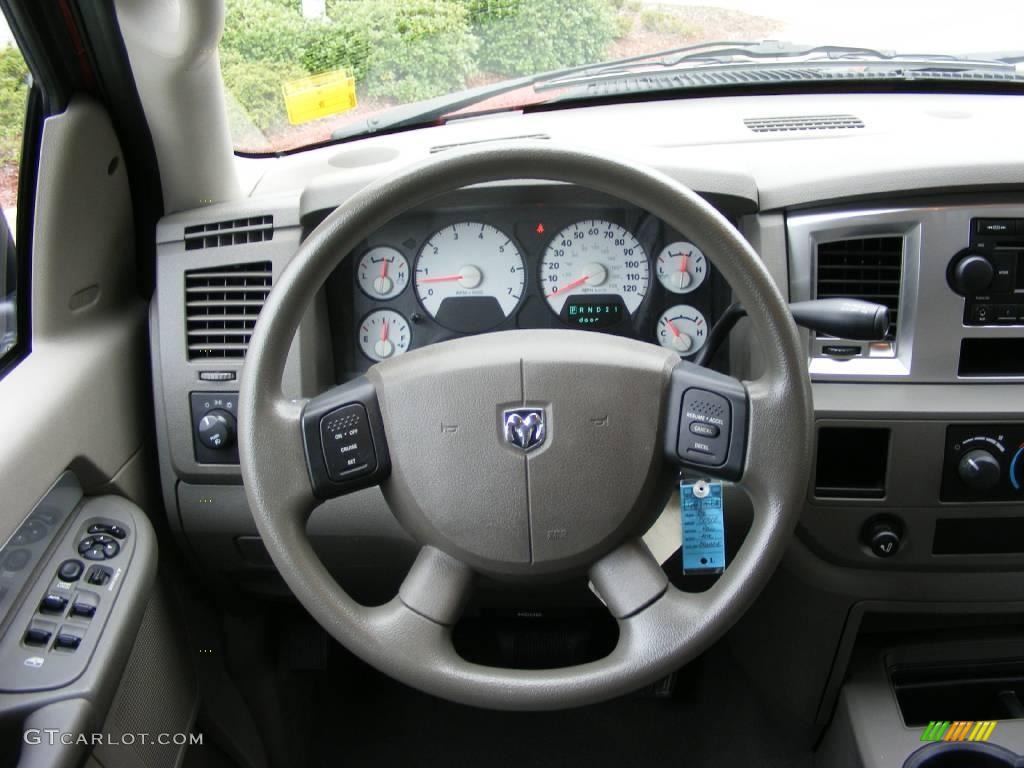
[892,660,1024,727]
[814,426,889,499]
[959,338,1024,377]
[933,518,1024,555]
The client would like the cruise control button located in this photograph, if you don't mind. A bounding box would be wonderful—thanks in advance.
[57,559,84,582]
[689,422,720,438]
[320,404,377,482]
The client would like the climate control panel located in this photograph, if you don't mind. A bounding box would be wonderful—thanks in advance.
[941,424,1024,502]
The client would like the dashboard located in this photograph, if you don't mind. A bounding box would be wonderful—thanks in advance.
[319,188,729,378]
[147,91,1024,611]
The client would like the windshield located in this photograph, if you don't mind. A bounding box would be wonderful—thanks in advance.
[223,0,1024,153]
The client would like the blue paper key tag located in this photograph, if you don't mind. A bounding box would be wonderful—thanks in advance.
[681,479,725,575]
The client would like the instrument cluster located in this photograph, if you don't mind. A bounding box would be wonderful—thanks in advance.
[325,191,728,377]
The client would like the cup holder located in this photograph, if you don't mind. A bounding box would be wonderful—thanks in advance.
[904,742,1023,768]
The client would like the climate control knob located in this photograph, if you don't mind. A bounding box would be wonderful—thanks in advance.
[197,409,236,450]
[950,253,994,295]
[958,448,1001,491]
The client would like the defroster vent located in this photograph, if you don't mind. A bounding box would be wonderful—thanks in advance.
[744,114,864,132]
[815,236,903,340]
[185,262,272,359]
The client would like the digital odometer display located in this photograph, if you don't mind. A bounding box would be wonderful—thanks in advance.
[561,295,627,330]
[539,219,649,318]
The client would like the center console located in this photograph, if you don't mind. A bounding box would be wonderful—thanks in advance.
[784,197,1024,573]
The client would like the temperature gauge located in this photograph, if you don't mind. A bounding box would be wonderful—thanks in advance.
[656,241,707,294]
[358,309,411,362]
[656,304,707,356]
[357,246,409,300]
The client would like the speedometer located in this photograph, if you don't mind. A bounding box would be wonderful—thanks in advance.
[415,222,525,333]
[539,220,649,319]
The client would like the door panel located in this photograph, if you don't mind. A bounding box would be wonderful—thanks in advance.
[0,95,147,543]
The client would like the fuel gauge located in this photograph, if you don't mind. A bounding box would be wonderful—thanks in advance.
[358,309,411,362]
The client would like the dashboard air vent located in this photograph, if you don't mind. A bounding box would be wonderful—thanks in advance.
[744,114,864,132]
[185,262,272,360]
[184,215,273,250]
[815,236,903,340]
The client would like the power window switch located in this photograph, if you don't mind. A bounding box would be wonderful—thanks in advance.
[70,591,99,619]
[53,627,83,651]
[39,594,68,614]
[24,626,52,647]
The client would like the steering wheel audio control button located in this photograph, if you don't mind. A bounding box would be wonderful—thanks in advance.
[320,404,377,482]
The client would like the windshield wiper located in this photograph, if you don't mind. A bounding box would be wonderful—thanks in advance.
[329,39,758,142]
[330,40,1020,143]
[539,40,1016,88]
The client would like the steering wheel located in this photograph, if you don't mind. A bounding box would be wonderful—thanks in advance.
[239,145,812,710]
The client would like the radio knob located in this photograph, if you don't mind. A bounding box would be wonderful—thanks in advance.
[958,448,1001,491]
[951,253,994,295]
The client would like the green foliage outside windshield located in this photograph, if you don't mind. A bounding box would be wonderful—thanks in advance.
[221,0,617,138]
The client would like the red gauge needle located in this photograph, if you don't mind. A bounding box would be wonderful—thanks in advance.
[418,274,465,283]
[678,252,689,272]
[549,273,590,297]
[380,259,389,279]
[380,320,389,343]
[664,318,682,338]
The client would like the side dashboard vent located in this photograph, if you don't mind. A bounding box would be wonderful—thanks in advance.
[744,114,864,133]
[815,236,903,340]
[185,262,272,360]
[184,215,273,250]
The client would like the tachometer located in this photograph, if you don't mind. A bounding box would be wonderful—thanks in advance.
[539,220,649,318]
[415,222,525,333]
